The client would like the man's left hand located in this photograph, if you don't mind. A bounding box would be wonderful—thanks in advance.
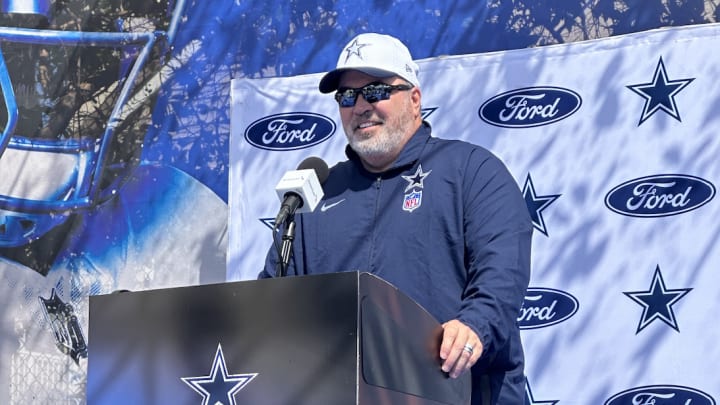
[439,319,483,378]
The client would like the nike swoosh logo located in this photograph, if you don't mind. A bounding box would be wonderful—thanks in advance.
[320,199,346,212]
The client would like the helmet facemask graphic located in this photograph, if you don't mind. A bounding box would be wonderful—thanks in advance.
[0,0,179,274]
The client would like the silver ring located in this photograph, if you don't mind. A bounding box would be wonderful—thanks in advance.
[462,343,474,355]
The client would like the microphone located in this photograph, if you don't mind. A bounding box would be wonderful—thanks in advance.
[274,157,329,226]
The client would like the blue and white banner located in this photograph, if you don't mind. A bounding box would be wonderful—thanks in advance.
[230,23,720,403]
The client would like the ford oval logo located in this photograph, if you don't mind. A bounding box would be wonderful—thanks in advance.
[605,385,716,405]
[245,112,335,151]
[479,86,582,128]
[605,174,715,217]
[518,288,579,329]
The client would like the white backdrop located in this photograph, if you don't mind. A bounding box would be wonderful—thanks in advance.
[229,23,720,404]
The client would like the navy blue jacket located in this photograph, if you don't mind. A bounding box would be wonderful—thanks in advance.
[261,122,532,404]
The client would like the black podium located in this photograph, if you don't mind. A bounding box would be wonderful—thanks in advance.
[87,272,471,404]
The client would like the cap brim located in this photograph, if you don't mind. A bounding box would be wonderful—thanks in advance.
[318,69,344,93]
[318,67,396,93]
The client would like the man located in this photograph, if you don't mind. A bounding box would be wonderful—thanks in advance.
[261,32,532,404]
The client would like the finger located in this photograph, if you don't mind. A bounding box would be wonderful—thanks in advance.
[449,342,474,378]
[439,321,459,361]
[440,322,468,372]
[440,321,466,365]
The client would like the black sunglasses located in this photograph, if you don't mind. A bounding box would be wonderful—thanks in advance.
[334,82,413,107]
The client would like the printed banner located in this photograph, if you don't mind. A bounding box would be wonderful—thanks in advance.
[230,23,720,403]
[0,1,228,403]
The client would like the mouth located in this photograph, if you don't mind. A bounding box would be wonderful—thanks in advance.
[355,121,381,131]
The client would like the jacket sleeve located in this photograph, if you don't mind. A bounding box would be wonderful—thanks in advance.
[457,149,532,361]
[258,243,278,279]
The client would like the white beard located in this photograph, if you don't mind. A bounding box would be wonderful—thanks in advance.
[344,97,415,167]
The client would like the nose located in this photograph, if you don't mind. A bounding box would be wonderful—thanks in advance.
[352,92,374,114]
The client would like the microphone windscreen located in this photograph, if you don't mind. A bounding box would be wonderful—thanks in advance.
[297,156,329,184]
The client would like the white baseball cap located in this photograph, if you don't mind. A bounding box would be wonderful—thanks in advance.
[319,33,420,93]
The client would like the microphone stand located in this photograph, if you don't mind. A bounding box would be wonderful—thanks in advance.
[277,214,296,277]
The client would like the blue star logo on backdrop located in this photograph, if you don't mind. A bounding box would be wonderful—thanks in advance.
[525,380,558,405]
[343,39,369,63]
[626,57,694,126]
[421,107,438,120]
[259,217,275,230]
[182,344,258,405]
[623,265,692,334]
[402,164,432,192]
[522,174,560,237]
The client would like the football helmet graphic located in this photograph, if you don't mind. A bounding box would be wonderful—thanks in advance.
[0,0,186,274]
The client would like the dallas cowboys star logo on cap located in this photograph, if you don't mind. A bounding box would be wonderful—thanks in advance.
[626,57,694,126]
[623,264,692,334]
[402,164,432,192]
[343,38,369,63]
[522,174,560,237]
[182,343,258,405]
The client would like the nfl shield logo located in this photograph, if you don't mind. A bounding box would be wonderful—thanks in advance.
[403,190,422,212]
